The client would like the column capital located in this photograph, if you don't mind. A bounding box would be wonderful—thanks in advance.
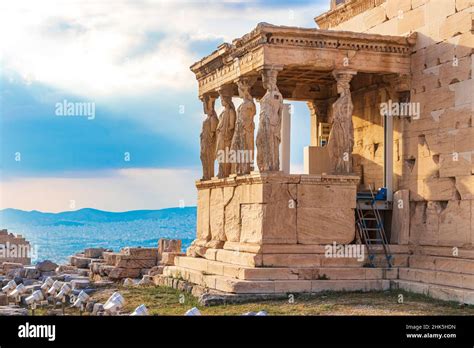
[333,70,357,83]
[216,84,234,97]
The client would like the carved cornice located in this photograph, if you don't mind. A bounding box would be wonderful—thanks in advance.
[315,0,387,29]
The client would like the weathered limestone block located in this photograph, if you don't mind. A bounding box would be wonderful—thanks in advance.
[122,247,158,260]
[1,262,23,272]
[209,187,226,242]
[363,5,387,29]
[240,203,264,244]
[69,255,93,269]
[456,0,472,11]
[297,207,355,244]
[160,252,185,266]
[84,248,106,259]
[439,9,473,40]
[385,0,412,20]
[410,201,440,246]
[456,176,474,200]
[196,188,211,241]
[440,153,472,178]
[261,201,297,244]
[438,200,471,247]
[114,255,157,268]
[224,186,240,242]
[439,57,471,87]
[397,7,425,34]
[298,183,356,208]
[108,267,141,280]
[103,252,118,266]
[422,177,456,200]
[391,190,410,244]
[158,239,182,256]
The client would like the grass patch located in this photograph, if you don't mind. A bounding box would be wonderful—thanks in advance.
[37,286,474,316]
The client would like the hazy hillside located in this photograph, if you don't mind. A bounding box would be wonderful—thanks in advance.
[0,207,197,226]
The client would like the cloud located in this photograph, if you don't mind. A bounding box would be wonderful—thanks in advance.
[0,0,326,97]
[0,168,199,212]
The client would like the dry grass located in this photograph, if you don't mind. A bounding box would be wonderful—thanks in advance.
[42,285,474,316]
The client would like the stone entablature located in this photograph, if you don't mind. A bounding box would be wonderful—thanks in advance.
[315,0,387,29]
[190,23,414,98]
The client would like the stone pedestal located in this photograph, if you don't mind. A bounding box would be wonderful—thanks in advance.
[190,172,359,254]
[157,172,396,295]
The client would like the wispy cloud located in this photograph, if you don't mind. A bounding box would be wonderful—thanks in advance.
[0,0,326,97]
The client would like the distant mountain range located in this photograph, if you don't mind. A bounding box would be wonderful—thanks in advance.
[0,207,197,226]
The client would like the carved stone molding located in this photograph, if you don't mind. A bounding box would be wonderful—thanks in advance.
[315,0,387,30]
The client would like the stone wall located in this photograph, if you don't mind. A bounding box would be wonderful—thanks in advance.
[324,0,473,248]
[189,172,359,258]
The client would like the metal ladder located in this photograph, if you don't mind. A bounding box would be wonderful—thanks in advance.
[356,186,393,268]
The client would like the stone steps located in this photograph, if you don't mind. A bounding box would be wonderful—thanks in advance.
[163,266,391,294]
[201,246,409,268]
[174,255,398,281]
[408,255,474,275]
[392,279,474,305]
[399,267,474,290]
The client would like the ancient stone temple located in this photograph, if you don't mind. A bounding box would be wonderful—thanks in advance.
[163,0,474,303]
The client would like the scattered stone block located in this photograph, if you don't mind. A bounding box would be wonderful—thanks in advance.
[84,248,106,259]
[2,262,23,273]
[0,294,7,306]
[35,260,58,273]
[160,252,185,266]
[148,266,165,276]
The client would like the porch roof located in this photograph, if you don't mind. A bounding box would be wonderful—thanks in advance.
[190,23,416,99]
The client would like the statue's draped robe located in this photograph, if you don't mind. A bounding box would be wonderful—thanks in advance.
[257,89,283,172]
[200,112,218,180]
[231,98,256,174]
[328,94,354,174]
[216,106,236,177]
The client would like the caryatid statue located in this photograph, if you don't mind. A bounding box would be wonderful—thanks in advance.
[230,77,256,175]
[216,87,236,178]
[327,70,356,174]
[256,68,283,172]
[200,95,218,180]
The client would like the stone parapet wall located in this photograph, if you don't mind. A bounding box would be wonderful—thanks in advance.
[190,172,359,259]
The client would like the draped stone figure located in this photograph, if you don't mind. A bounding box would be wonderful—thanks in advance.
[327,71,356,174]
[216,89,236,178]
[256,69,283,172]
[230,77,256,175]
[200,95,218,180]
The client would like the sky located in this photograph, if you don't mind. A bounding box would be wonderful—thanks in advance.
[0,0,329,212]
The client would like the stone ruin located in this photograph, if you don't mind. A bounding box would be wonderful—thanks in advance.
[157,0,474,305]
[0,229,31,265]
[0,239,183,315]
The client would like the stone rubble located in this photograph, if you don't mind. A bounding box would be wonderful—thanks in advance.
[0,238,183,315]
